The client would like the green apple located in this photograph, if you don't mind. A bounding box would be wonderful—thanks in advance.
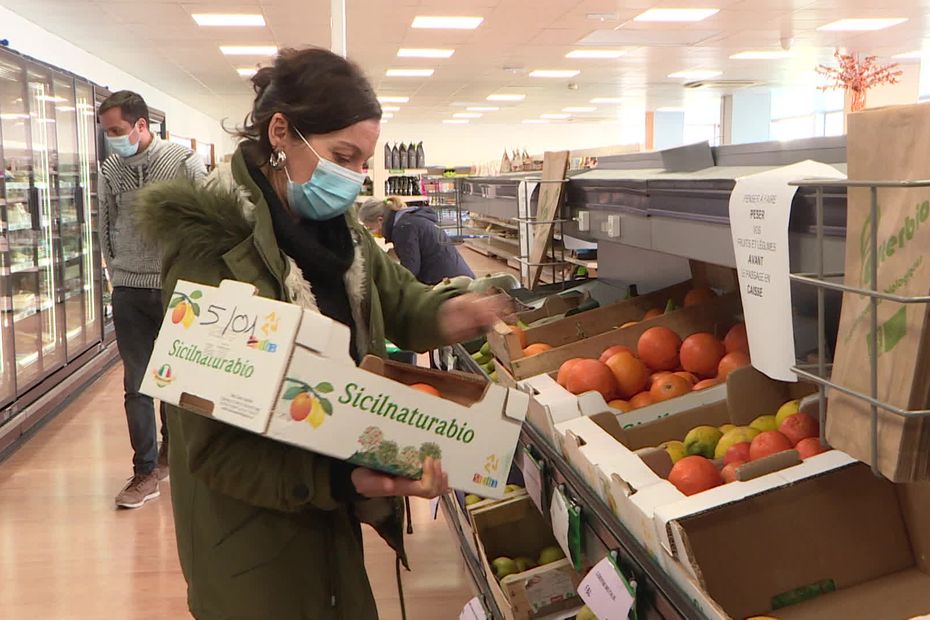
[492,556,519,580]
[576,605,597,620]
[464,494,482,506]
[538,546,565,566]
[514,556,537,572]
[505,484,523,494]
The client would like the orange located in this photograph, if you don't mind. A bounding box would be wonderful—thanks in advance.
[648,371,673,389]
[650,374,692,402]
[608,399,632,413]
[604,351,649,399]
[643,308,663,320]
[522,343,553,357]
[684,287,717,308]
[563,359,618,400]
[680,332,726,379]
[721,460,745,484]
[718,351,751,379]
[749,431,793,461]
[674,371,699,386]
[668,455,723,496]
[779,412,819,446]
[409,383,441,397]
[599,345,633,365]
[557,358,585,388]
[171,302,188,325]
[796,437,826,459]
[637,326,682,371]
[629,391,657,409]
[510,325,528,349]
[290,392,313,421]
[693,377,722,391]
[724,323,750,355]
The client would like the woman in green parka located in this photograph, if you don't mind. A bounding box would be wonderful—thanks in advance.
[137,48,510,620]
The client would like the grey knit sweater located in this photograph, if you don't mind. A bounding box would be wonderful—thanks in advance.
[100,135,207,289]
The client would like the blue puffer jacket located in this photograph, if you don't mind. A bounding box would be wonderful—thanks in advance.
[383,207,475,285]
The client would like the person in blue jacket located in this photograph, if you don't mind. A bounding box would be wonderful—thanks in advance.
[358,197,475,285]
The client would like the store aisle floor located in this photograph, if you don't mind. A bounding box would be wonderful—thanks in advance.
[0,366,475,619]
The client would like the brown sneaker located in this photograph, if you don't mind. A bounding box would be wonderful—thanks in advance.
[155,442,169,482]
[115,472,160,509]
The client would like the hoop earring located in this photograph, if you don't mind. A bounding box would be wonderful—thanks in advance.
[269,149,287,170]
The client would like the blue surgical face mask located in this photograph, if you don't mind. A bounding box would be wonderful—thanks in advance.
[105,125,141,158]
[286,129,365,221]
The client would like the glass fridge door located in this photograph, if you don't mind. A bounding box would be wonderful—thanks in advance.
[0,55,25,407]
[53,73,94,360]
[94,88,114,341]
[74,80,101,350]
[24,63,66,384]
[1,56,44,390]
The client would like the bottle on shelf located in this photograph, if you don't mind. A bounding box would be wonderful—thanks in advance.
[407,142,417,169]
[399,142,409,169]
[416,142,425,169]
[501,149,512,173]
[384,142,392,169]
[391,143,400,169]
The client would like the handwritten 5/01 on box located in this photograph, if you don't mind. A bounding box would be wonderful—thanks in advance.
[141,279,529,498]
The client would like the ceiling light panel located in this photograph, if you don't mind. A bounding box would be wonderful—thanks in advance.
[566,49,627,59]
[523,119,549,124]
[563,106,596,112]
[634,8,719,22]
[382,106,401,112]
[453,112,482,118]
[443,119,469,124]
[818,18,907,32]
[467,106,499,111]
[488,94,526,101]
[220,45,277,56]
[530,69,580,78]
[412,16,483,30]
[378,96,409,103]
[193,14,265,27]
[397,48,455,58]
[590,97,623,104]
[541,113,571,119]
[386,68,434,77]
[668,69,722,79]
[237,68,258,77]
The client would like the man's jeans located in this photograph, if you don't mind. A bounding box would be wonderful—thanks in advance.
[112,287,167,476]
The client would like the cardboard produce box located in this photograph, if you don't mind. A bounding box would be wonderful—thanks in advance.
[471,494,581,620]
[662,466,930,620]
[828,103,930,482]
[141,279,529,498]
[490,290,742,382]
[490,279,696,371]
[551,368,848,562]
[514,293,584,325]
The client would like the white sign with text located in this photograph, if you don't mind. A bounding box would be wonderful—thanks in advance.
[728,161,845,381]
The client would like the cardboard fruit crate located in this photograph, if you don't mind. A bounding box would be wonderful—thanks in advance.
[489,279,696,373]
[142,279,530,498]
[492,290,742,383]
[471,494,582,620]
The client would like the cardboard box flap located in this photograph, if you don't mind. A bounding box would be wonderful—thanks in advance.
[294,310,353,365]
[359,356,497,408]
[776,569,930,620]
[671,465,915,620]
[726,365,817,425]
[503,388,531,425]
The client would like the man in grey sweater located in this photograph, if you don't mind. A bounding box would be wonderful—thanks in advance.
[98,91,206,509]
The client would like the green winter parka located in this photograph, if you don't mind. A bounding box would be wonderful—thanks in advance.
[137,147,456,620]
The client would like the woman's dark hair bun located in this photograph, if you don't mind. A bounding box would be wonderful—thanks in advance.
[234,47,382,166]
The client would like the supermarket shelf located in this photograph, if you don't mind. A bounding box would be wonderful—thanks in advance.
[387,168,428,176]
[470,214,519,231]
[10,264,38,274]
[563,256,597,271]
[387,195,429,204]
[439,495,503,620]
[463,240,518,262]
[517,423,706,620]
[6,223,33,232]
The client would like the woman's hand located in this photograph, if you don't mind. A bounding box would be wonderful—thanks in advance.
[437,293,514,344]
[351,457,450,499]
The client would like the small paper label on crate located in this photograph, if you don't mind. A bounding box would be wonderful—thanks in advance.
[728,160,845,382]
[578,556,636,619]
[522,447,545,513]
[459,596,488,620]
[525,569,578,613]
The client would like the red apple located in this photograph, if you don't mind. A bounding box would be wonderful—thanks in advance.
[779,412,819,446]
[796,437,827,459]
[749,431,794,461]
[721,460,746,484]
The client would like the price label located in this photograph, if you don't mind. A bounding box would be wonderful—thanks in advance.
[459,596,488,620]
[728,160,845,381]
[521,447,546,513]
[550,486,572,562]
[578,556,636,619]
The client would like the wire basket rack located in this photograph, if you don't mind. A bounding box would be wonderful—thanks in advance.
[789,178,930,477]
[511,178,574,289]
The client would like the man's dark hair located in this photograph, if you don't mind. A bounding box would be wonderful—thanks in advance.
[98,90,150,126]
[236,47,381,167]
